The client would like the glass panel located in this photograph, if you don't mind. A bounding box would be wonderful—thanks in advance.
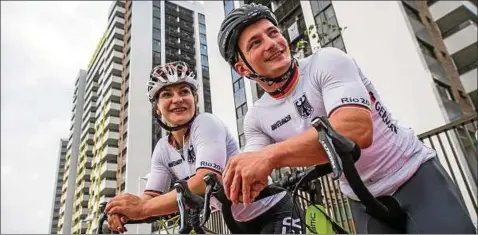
[199,24,206,34]
[200,44,208,55]
[153,17,161,29]
[153,28,161,40]
[153,39,161,53]
[199,13,205,24]
[224,0,234,15]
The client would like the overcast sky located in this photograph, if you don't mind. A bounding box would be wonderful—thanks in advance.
[1,1,112,233]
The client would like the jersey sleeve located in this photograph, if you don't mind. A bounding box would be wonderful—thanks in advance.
[243,109,273,152]
[144,142,172,194]
[311,48,372,116]
[192,114,230,174]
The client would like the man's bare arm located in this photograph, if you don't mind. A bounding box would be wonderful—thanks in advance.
[264,107,373,169]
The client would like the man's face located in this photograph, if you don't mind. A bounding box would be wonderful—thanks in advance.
[235,19,291,78]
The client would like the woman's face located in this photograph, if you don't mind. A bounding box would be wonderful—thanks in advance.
[156,83,196,126]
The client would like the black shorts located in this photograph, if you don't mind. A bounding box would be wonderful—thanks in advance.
[349,158,476,234]
[234,192,306,234]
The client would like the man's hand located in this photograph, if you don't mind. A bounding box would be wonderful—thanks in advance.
[107,214,127,233]
[223,151,275,205]
[105,193,148,221]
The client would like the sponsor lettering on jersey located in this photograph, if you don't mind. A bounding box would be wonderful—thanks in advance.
[369,92,398,134]
[375,101,398,134]
[271,114,292,131]
[340,97,371,107]
[294,93,314,119]
[168,159,183,168]
[200,161,224,173]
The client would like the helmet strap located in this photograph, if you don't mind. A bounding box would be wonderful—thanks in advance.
[237,48,298,96]
[153,99,198,132]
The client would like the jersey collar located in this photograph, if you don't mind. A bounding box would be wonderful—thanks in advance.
[269,63,300,100]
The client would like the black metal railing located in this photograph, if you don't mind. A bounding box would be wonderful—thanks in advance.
[418,114,478,221]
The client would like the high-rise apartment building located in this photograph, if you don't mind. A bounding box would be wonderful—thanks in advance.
[56,0,213,233]
[57,70,87,234]
[428,1,477,111]
[116,1,211,233]
[49,138,68,234]
[71,1,126,234]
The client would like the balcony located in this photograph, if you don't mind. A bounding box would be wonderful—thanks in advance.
[406,12,434,46]
[105,61,123,78]
[429,1,476,22]
[100,179,117,196]
[444,20,477,55]
[100,145,119,162]
[273,0,301,23]
[460,68,478,93]
[430,1,477,34]
[423,53,450,85]
[101,162,118,179]
[102,74,122,95]
[452,42,478,76]
[104,116,120,132]
[108,3,125,22]
[103,87,121,104]
[81,121,95,141]
[106,16,125,40]
[442,98,464,122]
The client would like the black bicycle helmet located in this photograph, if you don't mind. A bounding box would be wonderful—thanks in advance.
[217,3,278,67]
[217,3,298,94]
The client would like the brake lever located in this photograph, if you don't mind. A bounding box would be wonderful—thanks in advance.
[314,117,344,180]
[201,174,215,226]
[174,181,190,233]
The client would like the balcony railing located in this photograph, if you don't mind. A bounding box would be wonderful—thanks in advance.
[443,20,476,38]
[418,114,477,223]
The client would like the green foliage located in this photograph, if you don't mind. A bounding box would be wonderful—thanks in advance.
[294,20,347,55]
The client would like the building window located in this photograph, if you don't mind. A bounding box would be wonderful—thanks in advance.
[233,78,245,93]
[310,2,347,52]
[201,55,208,65]
[153,16,161,29]
[199,13,205,24]
[435,80,454,101]
[153,39,161,53]
[236,103,248,119]
[199,24,206,34]
[239,133,246,148]
[224,0,234,15]
[153,28,161,41]
[153,6,161,17]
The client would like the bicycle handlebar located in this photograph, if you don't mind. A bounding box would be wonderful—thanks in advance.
[96,116,396,234]
[173,180,206,234]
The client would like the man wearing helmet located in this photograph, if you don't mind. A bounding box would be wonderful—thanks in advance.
[103,61,244,233]
[219,3,475,234]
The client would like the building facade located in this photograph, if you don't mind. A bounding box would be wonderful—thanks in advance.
[75,1,126,234]
[50,138,68,234]
[57,69,87,234]
[428,1,477,112]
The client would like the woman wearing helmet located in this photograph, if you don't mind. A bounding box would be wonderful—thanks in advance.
[104,61,242,232]
[104,60,305,234]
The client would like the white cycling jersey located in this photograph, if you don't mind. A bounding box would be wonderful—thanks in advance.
[244,47,436,201]
[144,112,281,222]
[145,113,239,193]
